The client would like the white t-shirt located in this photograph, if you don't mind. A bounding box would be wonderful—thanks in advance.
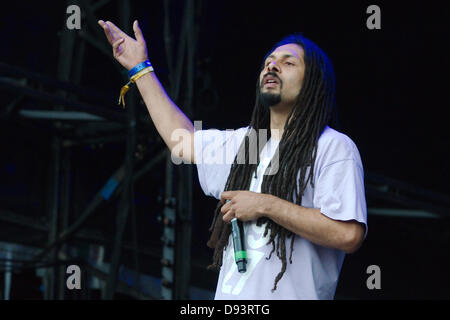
[194,125,367,300]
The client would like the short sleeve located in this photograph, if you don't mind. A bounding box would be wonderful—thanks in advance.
[194,127,248,199]
[313,159,368,239]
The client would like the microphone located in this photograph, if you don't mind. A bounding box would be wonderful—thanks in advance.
[231,217,247,273]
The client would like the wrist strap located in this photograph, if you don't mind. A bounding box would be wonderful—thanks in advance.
[118,65,154,108]
[128,60,152,78]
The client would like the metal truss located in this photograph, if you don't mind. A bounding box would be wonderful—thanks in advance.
[0,0,199,300]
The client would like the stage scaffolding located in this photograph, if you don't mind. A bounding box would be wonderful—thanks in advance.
[0,0,199,300]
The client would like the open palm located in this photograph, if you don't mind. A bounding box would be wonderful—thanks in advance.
[98,20,148,71]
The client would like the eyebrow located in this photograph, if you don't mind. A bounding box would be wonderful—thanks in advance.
[265,53,301,62]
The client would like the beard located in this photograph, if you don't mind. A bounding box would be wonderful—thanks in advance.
[259,90,282,109]
[259,72,283,108]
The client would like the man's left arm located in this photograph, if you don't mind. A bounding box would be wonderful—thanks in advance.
[220,191,365,253]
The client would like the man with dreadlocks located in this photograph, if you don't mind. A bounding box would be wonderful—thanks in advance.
[99,19,367,300]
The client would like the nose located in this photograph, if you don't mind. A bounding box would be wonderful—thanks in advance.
[267,60,280,73]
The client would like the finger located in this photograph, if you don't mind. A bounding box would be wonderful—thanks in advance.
[105,21,121,40]
[112,38,124,50]
[112,38,124,56]
[106,20,128,39]
[220,200,232,214]
[222,210,235,223]
[220,191,236,203]
[133,20,145,44]
[98,20,116,44]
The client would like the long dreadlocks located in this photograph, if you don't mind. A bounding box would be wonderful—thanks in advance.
[206,33,340,292]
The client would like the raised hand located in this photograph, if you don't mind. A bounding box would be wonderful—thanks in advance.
[98,20,149,71]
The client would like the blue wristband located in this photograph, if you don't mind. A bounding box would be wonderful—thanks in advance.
[128,60,152,78]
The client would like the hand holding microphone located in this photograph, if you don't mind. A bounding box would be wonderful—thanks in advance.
[221,191,266,273]
[226,200,247,273]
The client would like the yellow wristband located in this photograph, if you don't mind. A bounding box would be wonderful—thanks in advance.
[130,66,153,83]
[118,66,154,108]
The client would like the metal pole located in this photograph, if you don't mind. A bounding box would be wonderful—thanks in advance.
[4,245,12,300]
[160,0,198,300]
[130,181,142,298]
[58,147,71,299]
[173,0,196,300]
[46,135,61,300]
[103,95,136,299]
[161,152,176,300]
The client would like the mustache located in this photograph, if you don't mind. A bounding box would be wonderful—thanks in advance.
[261,72,282,87]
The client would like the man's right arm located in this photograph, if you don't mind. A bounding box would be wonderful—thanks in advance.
[98,19,195,163]
[134,70,195,163]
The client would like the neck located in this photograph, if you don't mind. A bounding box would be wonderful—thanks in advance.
[269,103,292,140]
